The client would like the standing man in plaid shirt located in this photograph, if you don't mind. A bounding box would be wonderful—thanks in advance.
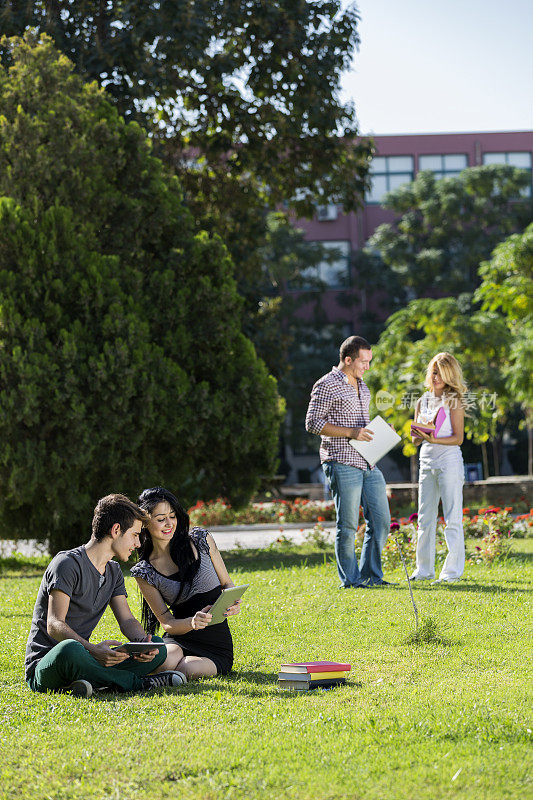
[305,335,392,588]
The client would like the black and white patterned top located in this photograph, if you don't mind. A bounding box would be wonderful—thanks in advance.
[305,367,372,470]
[130,528,221,605]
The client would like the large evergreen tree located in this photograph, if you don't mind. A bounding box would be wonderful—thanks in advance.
[0,33,282,552]
[0,2,374,378]
[0,1,372,215]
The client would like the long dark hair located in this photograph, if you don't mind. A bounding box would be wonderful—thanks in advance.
[136,486,201,634]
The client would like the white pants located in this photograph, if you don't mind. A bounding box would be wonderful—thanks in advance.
[413,459,465,581]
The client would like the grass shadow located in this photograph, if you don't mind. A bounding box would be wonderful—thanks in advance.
[89,670,362,701]
[223,669,278,684]
[431,581,531,594]
[505,549,533,564]
[223,547,336,572]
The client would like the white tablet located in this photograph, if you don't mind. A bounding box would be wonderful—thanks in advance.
[207,584,249,626]
[349,415,401,467]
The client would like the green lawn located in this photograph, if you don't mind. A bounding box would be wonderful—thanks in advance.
[0,539,532,800]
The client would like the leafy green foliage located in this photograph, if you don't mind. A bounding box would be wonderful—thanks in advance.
[368,166,533,296]
[366,297,512,454]
[0,33,282,551]
[476,223,533,421]
[0,1,373,215]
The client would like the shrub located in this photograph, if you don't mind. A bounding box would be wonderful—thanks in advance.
[0,34,282,552]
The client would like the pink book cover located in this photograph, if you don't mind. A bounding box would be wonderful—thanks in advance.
[411,407,446,437]
[281,661,352,674]
[434,407,446,434]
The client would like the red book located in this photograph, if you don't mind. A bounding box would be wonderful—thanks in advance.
[280,661,351,674]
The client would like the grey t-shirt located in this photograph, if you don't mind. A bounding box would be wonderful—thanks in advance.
[24,545,127,680]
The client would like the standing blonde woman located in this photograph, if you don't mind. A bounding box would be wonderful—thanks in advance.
[411,353,467,583]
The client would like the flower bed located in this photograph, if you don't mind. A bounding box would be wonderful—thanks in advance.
[189,495,533,533]
[189,497,336,527]
[384,507,533,570]
[188,498,533,573]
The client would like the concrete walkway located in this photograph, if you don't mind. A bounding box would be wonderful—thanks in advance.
[0,522,337,558]
[209,521,336,551]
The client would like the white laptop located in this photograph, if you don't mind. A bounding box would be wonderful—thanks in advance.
[349,415,401,467]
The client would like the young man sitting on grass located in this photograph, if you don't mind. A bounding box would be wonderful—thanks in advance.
[25,493,187,697]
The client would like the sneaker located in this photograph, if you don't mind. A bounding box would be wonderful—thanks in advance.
[61,679,93,698]
[142,670,187,691]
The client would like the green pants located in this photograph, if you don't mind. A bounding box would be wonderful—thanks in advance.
[28,638,167,693]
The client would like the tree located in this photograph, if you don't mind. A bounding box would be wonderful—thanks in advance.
[367,166,533,297]
[0,1,373,216]
[365,297,512,481]
[0,33,282,552]
[476,223,533,474]
[0,4,375,405]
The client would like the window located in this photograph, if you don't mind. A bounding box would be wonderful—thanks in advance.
[483,151,532,196]
[418,153,468,179]
[366,156,414,204]
[299,241,351,289]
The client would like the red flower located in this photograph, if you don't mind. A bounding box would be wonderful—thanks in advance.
[317,515,325,522]
[463,507,470,514]
[408,512,418,522]
[390,522,400,531]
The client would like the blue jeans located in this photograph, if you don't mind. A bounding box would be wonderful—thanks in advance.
[323,461,391,586]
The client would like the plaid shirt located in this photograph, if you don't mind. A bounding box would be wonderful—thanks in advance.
[305,367,372,470]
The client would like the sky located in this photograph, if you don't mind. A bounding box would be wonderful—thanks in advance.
[341,0,533,135]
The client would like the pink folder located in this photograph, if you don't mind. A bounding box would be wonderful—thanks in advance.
[411,406,446,437]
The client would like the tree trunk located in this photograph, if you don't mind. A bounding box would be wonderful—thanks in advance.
[528,424,533,477]
[410,454,418,505]
[481,441,489,479]
[492,438,500,477]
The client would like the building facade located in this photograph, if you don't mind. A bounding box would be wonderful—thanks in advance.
[284,130,533,484]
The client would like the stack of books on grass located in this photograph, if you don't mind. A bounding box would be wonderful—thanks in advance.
[278,661,351,692]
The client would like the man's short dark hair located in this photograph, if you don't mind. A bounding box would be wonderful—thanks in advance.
[92,494,150,541]
[340,335,372,362]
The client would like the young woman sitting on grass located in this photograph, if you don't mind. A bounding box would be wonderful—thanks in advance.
[131,486,241,679]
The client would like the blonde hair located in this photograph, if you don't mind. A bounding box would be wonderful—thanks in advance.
[424,352,467,403]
